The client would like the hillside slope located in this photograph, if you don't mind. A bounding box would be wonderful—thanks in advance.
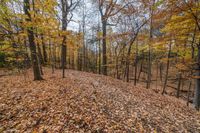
[0,69,200,132]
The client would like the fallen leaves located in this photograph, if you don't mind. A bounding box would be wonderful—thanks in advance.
[0,68,199,132]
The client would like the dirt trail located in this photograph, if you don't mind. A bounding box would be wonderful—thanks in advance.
[0,69,199,132]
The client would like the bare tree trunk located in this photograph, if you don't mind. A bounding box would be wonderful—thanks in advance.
[95,42,98,73]
[121,49,126,80]
[176,72,182,98]
[72,51,75,69]
[125,60,130,82]
[187,80,192,106]
[37,43,43,65]
[191,27,196,59]
[77,48,82,71]
[125,43,133,82]
[49,41,55,74]
[82,1,86,71]
[42,35,48,63]
[60,0,69,78]
[53,44,56,72]
[134,40,138,85]
[156,60,159,89]
[160,63,163,81]
[146,2,154,89]
[147,43,152,89]
[61,43,66,78]
[138,52,144,82]
[102,20,107,75]
[162,43,171,95]
[36,42,43,75]
[125,36,139,82]
[36,33,43,75]
[58,46,61,68]
[116,56,120,79]
[194,45,200,110]
[24,0,43,80]
[98,38,101,74]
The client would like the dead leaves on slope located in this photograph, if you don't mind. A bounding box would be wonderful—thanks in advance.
[0,68,199,132]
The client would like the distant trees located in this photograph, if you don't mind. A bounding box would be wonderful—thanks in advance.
[160,0,200,109]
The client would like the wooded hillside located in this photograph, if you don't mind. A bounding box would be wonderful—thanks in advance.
[0,0,200,132]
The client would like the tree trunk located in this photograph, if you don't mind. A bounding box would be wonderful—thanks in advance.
[102,20,107,75]
[77,47,82,71]
[61,0,68,78]
[176,72,182,98]
[72,51,75,69]
[138,52,144,82]
[160,63,163,81]
[125,42,132,82]
[162,43,171,95]
[98,38,101,74]
[37,42,43,64]
[125,60,130,82]
[36,38,44,75]
[82,5,86,72]
[147,3,154,89]
[24,0,43,80]
[134,40,138,85]
[156,60,159,89]
[95,42,98,73]
[147,43,152,89]
[82,35,86,71]
[187,80,192,106]
[116,56,120,79]
[125,36,138,82]
[36,42,43,75]
[49,41,55,74]
[194,46,200,110]
[42,35,48,63]
[61,43,66,78]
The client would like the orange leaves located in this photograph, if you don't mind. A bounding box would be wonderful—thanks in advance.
[175,63,188,71]
[0,68,199,132]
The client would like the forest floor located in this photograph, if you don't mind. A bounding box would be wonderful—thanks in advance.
[0,68,200,133]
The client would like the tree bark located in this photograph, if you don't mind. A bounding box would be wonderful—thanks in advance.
[102,20,107,75]
[176,72,182,98]
[36,37,44,75]
[138,52,144,82]
[125,42,133,82]
[134,41,138,86]
[24,0,43,80]
[160,63,163,81]
[162,43,171,95]
[61,43,66,78]
[37,43,43,65]
[146,2,154,89]
[42,35,48,63]
[194,45,200,110]
[187,80,192,106]
[82,2,86,71]
[98,37,101,74]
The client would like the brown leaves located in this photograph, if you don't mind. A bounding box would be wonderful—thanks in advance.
[0,68,199,132]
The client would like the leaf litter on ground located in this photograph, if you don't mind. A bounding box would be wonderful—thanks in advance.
[0,68,200,133]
